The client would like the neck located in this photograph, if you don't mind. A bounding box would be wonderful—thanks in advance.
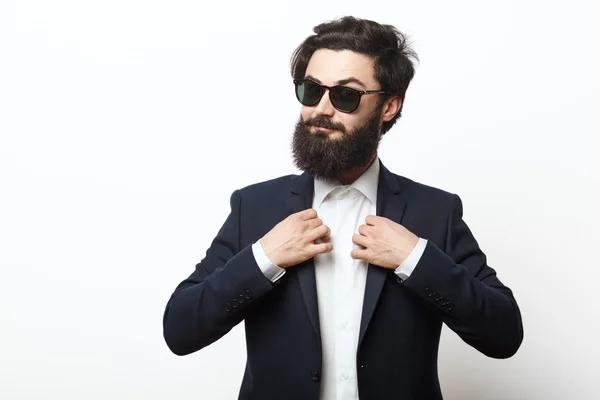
[337,155,377,185]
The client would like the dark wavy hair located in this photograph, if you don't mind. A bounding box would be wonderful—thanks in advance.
[290,16,419,134]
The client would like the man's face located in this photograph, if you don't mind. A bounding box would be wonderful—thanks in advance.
[292,49,388,182]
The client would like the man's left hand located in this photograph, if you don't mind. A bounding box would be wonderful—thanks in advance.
[351,215,419,269]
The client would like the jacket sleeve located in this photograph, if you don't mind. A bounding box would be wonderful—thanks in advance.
[403,194,524,358]
[162,189,275,356]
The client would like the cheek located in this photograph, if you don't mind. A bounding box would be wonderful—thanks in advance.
[339,115,361,131]
[301,107,313,121]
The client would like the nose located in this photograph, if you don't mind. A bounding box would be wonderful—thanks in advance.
[313,89,335,117]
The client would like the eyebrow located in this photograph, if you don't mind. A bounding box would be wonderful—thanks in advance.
[305,75,367,89]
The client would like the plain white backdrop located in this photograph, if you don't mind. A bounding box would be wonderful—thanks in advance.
[1,0,599,399]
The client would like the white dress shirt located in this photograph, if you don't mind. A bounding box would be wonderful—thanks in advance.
[252,159,427,399]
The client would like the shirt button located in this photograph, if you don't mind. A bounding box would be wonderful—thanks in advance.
[342,373,349,380]
[311,371,321,382]
[341,321,347,329]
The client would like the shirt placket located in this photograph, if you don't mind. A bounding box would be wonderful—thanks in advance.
[334,189,359,400]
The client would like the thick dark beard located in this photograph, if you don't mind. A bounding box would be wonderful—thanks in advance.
[291,105,384,182]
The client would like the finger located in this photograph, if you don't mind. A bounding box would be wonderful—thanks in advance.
[357,224,370,236]
[352,233,368,247]
[309,242,333,256]
[304,217,323,230]
[299,208,318,220]
[365,215,380,226]
[313,235,331,245]
[307,224,330,242]
[350,248,369,260]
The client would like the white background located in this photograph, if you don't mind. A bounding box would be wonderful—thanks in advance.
[1,0,599,399]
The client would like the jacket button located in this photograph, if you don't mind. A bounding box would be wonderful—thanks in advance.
[225,303,232,313]
[447,302,454,311]
[244,289,252,300]
[238,294,246,304]
[311,371,321,382]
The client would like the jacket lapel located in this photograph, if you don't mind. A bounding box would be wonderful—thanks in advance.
[358,160,408,347]
[285,173,321,342]
[283,161,409,348]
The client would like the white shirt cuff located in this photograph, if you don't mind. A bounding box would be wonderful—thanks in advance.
[394,238,428,281]
[252,241,286,282]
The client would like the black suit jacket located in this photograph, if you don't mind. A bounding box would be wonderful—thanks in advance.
[163,160,524,400]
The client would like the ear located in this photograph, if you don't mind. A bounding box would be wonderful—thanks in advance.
[381,96,403,122]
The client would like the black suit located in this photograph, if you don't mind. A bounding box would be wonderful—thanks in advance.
[163,160,523,399]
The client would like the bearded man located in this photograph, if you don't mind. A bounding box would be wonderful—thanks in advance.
[162,15,523,400]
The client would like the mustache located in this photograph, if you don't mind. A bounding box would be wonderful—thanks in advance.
[303,116,346,134]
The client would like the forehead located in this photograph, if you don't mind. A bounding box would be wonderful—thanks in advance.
[304,49,377,87]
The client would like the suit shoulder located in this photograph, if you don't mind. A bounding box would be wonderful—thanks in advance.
[234,173,298,198]
[391,172,458,207]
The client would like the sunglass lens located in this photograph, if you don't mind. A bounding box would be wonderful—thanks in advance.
[296,80,323,106]
[330,87,360,112]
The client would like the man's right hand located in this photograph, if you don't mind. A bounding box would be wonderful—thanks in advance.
[260,208,333,268]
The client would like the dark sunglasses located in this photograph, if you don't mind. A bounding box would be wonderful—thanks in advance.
[293,78,392,113]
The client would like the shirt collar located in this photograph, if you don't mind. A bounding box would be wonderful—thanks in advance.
[313,158,380,207]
